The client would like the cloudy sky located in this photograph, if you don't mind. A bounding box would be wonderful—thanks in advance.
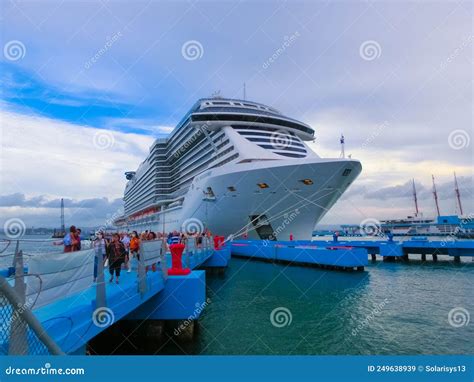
[0,0,472,229]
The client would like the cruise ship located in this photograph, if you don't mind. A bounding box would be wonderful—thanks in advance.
[114,97,362,240]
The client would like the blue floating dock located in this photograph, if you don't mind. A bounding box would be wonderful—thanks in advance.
[231,241,368,270]
[127,270,206,321]
[308,238,474,260]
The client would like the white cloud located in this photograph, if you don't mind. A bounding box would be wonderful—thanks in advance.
[1,109,154,217]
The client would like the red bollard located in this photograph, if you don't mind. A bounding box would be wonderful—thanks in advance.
[213,236,220,250]
[168,243,191,276]
[289,233,294,241]
[213,236,225,250]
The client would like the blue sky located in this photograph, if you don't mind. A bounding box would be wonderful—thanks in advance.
[0,0,472,228]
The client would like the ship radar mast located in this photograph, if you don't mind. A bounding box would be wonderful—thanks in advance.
[339,134,345,158]
[210,90,222,99]
[432,175,441,217]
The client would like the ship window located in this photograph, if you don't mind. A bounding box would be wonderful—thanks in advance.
[257,183,269,189]
[342,169,352,176]
[227,186,236,192]
[300,179,313,185]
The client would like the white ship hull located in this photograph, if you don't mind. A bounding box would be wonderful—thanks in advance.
[125,158,361,240]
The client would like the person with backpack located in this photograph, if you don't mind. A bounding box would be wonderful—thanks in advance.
[107,233,127,284]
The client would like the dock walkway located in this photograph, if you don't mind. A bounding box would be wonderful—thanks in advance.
[0,238,230,355]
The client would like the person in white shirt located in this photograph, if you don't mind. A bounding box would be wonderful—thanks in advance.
[121,232,131,272]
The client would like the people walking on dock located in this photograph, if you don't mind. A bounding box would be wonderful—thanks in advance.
[63,225,80,253]
[93,231,107,282]
[107,233,127,284]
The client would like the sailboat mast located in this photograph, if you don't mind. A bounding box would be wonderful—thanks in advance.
[60,198,65,232]
[454,172,463,215]
[412,179,419,217]
[432,175,440,217]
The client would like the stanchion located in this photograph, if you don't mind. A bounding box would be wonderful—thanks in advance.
[9,245,27,355]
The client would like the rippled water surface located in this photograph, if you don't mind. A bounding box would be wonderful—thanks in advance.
[163,256,473,355]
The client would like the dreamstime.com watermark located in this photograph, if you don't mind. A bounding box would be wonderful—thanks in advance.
[352,298,390,336]
[181,40,204,61]
[95,207,125,234]
[3,40,26,61]
[270,306,293,328]
[262,31,300,70]
[263,208,300,245]
[359,120,389,152]
[9,300,34,324]
[4,363,85,376]
[359,217,385,238]
[439,213,474,247]
[448,307,470,328]
[84,31,123,70]
[174,297,211,336]
[359,40,382,61]
[437,34,473,73]
[3,218,26,239]
[174,123,210,159]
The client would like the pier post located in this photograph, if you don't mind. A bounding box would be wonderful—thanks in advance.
[9,246,27,355]
[421,254,426,262]
[371,254,376,261]
[432,254,438,262]
[95,245,106,308]
[453,256,461,263]
[138,246,147,296]
[160,240,168,281]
